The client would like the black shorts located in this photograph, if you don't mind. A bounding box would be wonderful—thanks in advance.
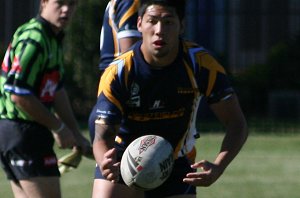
[94,155,196,197]
[0,119,60,182]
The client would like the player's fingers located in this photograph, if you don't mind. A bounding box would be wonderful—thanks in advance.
[104,163,120,181]
[183,177,212,187]
[100,158,114,169]
[101,150,120,181]
[191,160,211,171]
[185,171,208,178]
[106,172,119,182]
[104,148,116,159]
[183,171,212,186]
[101,169,112,178]
[113,162,120,168]
[101,164,116,178]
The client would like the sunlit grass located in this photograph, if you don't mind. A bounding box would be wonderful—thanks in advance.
[1,127,300,198]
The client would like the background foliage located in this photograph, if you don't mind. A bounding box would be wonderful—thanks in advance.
[233,33,300,118]
[63,0,105,121]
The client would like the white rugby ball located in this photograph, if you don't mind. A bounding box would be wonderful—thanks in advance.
[120,135,174,191]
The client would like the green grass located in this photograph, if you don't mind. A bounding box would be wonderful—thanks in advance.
[196,133,300,198]
[1,133,300,198]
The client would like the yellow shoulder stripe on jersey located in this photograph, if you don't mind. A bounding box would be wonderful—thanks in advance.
[195,52,226,97]
[97,50,135,114]
[98,65,124,114]
[114,50,134,90]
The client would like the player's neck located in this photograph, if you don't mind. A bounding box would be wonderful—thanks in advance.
[141,47,179,69]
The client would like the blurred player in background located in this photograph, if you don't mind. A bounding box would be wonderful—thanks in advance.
[92,0,248,197]
[0,0,91,197]
[88,0,141,143]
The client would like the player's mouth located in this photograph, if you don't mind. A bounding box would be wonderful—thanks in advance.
[59,16,69,24]
[153,40,166,48]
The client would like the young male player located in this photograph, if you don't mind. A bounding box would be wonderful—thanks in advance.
[0,0,91,197]
[92,0,248,197]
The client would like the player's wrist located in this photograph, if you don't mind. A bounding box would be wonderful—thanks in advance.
[52,122,65,134]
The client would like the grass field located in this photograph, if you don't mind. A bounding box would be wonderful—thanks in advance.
[1,132,300,198]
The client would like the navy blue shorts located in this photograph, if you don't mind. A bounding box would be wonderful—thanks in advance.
[94,154,196,197]
[0,119,60,182]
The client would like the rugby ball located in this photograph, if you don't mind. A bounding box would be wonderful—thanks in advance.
[120,135,174,191]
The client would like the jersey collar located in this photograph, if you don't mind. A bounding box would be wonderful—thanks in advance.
[36,15,65,42]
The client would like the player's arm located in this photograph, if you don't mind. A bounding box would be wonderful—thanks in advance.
[93,64,124,181]
[53,87,92,156]
[209,94,248,172]
[10,93,76,148]
[11,93,60,130]
[115,0,141,54]
[93,119,120,182]
[119,37,140,53]
[199,53,247,174]
[184,94,248,186]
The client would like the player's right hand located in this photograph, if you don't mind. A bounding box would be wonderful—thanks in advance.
[99,148,120,183]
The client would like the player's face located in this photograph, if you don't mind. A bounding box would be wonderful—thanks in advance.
[138,5,183,67]
[41,0,77,33]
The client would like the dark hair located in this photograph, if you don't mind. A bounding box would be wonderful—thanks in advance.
[138,0,186,21]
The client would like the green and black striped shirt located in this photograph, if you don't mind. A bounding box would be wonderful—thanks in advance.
[0,16,65,121]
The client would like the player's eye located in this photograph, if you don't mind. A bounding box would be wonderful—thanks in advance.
[147,18,158,24]
[163,20,173,25]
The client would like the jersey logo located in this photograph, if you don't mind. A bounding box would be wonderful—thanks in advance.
[127,82,141,107]
[39,71,60,102]
[150,100,165,110]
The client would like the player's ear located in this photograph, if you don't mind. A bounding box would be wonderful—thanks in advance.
[137,16,143,32]
[40,0,47,13]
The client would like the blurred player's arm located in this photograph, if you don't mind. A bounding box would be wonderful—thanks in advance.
[53,88,92,156]
[119,37,140,53]
[11,93,76,148]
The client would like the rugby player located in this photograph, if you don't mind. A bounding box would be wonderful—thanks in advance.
[0,1,91,197]
[92,0,248,197]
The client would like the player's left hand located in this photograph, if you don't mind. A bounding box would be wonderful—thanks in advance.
[183,160,224,187]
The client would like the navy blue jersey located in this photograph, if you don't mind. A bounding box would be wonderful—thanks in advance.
[99,0,141,71]
[96,40,234,158]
